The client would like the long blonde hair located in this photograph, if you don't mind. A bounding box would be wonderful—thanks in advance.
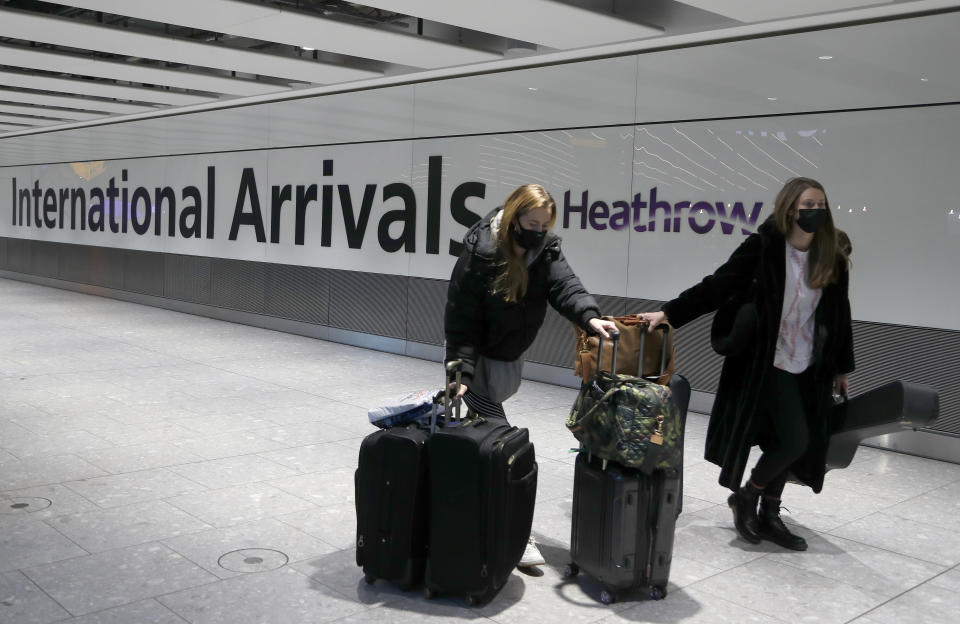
[771,177,848,288]
[492,184,557,302]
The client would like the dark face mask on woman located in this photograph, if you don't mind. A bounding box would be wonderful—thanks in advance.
[795,209,827,233]
[511,224,547,250]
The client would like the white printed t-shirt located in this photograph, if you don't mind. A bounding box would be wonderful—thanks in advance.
[774,243,822,373]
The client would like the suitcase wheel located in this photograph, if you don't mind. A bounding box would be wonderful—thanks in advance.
[363,574,376,585]
[649,586,666,601]
[599,589,616,605]
[465,593,480,607]
[561,563,580,578]
[423,587,437,600]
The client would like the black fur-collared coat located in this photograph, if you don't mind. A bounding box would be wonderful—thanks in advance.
[662,218,855,493]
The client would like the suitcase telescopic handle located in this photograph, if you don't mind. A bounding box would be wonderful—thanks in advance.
[638,324,670,381]
[439,359,463,433]
[595,329,620,378]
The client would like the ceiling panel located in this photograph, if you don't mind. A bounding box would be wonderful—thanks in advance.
[0,103,103,121]
[58,0,502,68]
[0,88,157,114]
[359,0,663,48]
[0,45,287,96]
[677,0,894,23]
[0,69,214,106]
[0,113,57,127]
[0,7,381,84]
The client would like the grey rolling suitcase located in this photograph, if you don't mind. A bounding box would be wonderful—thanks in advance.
[564,330,687,605]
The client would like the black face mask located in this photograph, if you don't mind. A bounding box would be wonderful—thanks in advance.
[511,224,547,250]
[796,209,827,233]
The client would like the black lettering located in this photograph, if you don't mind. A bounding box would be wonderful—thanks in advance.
[181,186,203,239]
[294,184,317,246]
[121,170,129,233]
[58,188,69,228]
[155,187,175,236]
[70,189,86,230]
[18,185,31,227]
[270,184,292,244]
[205,166,215,240]
[379,182,416,253]
[321,159,333,247]
[106,177,120,233]
[449,181,484,257]
[339,184,377,249]
[32,180,42,227]
[426,155,442,254]
[130,187,152,235]
[42,189,57,228]
[228,168,265,242]
[88,188,105,232]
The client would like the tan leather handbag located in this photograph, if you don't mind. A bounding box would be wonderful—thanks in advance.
[573,314,675,385]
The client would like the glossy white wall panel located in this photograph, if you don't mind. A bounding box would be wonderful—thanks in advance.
[267,87,415,148]
[259,141,413,275]
[625,117,824,301]
[412,56,638,138]
[814,106,960,331]
[162,108,270,156]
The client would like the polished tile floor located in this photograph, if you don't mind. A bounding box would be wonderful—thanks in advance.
[1,278,958,624]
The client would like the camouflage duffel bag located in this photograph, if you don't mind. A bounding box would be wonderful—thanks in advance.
[566,371,682,473]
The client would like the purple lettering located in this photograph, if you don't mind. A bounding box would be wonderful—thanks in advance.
[631,192,647,232]
[589,200,609,230]
[672,201,690,233]
[609,200,630,230]
[564,190,588,229]
[648,187,671,232]
[689,201,716,234]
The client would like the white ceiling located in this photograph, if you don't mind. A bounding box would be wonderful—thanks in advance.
[0,0,956,137]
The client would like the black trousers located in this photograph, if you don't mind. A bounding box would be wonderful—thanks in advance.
[750,366,815,499]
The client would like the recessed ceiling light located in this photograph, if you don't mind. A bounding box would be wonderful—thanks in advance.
[818,55,833,60]
[528,87,538,91]
[767,97,778,101]
[920,78,929,82]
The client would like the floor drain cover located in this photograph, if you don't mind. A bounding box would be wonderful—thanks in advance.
[0,497,52,514]
[218,548,289,573]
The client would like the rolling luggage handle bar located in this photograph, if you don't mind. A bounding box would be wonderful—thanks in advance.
[639,324,670,382]
[593,324,669,381]
[433,360,463,434]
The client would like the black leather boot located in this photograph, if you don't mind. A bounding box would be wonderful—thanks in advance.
[727,482,762,544]
[758,498,808,551]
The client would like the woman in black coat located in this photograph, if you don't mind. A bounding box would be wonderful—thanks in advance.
[643,177,854,551]
[444,183,617,566]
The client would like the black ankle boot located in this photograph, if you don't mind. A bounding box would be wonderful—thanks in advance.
[727,482,762,544]
[758,498,808,551]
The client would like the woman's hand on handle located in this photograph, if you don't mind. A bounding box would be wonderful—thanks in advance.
[447,381,469,400]
[588,317,618,339]
[639,311,669,333]
[833,373,849,399]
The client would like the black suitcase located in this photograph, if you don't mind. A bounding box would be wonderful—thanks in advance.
[566,453,681,604]
[564,330,686,605]
[826,380,939,471]
[423,366,538,605]
[355,425,430,589]
[354,366,455,589]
